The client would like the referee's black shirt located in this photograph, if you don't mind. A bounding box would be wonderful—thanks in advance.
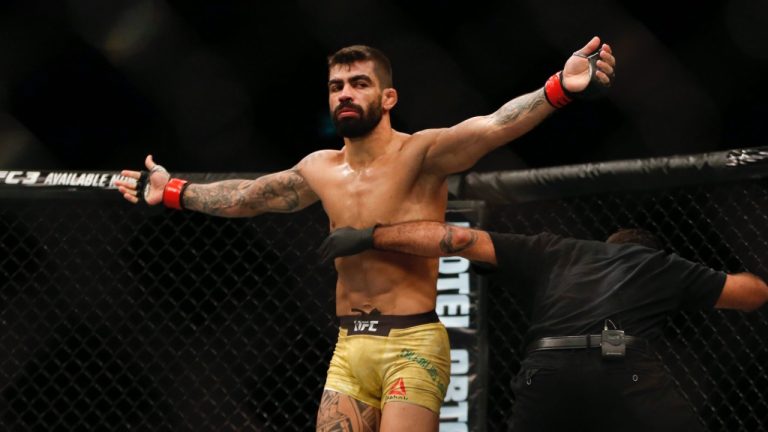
[478,232,727,347]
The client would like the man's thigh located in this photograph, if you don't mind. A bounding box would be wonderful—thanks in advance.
[509,348,705,429]
[604,364,704,432]
[509,365,577,432]
[380,401,438,432]
[509,363,703,432]
[316,389,381,432]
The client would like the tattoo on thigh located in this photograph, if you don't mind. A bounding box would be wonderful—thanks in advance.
[317,390,380,432]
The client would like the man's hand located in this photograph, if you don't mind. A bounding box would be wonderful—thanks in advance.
[318,226,376,265]
[562,36,616,95]
[115,155,171,205]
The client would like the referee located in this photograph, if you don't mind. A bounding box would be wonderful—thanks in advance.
[318,222,768,432]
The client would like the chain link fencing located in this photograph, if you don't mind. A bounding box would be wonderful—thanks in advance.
[1,165,767,431]
[1,198,337,431]
[483,179,768,431]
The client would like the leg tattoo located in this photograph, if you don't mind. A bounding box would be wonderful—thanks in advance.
[317,390,380,432]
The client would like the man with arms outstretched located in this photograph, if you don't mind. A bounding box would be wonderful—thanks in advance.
[116,37,616,431]
[319,222,768,431]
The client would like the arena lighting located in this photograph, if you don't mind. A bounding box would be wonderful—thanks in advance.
[102,0,163,63]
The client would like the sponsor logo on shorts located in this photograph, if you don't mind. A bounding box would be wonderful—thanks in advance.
[386,378,408,401]
[400,348,447,395]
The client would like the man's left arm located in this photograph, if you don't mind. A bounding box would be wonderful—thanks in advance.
[422,36,615,175]
[716,273,768,312]
[318,222,497,265]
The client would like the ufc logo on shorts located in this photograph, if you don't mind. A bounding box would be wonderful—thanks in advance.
[353,320,379,332]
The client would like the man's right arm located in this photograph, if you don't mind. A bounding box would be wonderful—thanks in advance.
[182,168,318,217]
[319,221,497,265]
[116,154,319,217]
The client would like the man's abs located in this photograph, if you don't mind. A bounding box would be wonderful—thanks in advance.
[334,250,439,316]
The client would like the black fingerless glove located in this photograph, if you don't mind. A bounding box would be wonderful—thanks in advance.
[564,49,612,101]
[318,226,376,265]
[135,171,149,203]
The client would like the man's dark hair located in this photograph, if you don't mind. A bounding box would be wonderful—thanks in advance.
[606,228,662,250]
[328,45,393,89]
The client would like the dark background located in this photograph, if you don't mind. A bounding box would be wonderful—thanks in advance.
[1,0,767,173]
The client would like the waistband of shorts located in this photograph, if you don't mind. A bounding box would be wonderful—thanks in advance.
[338,310,440,336]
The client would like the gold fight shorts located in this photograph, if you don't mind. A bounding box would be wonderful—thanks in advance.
[324,310,450,413]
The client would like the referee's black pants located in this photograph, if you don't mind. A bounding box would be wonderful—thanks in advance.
[509,348,703,432]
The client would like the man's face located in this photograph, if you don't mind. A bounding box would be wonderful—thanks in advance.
[328,60,384,138]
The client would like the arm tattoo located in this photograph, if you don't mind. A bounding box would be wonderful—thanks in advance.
[490,90,547,126]
[439,226,478,254]
[244,170,303,212]
[183,169,314,216]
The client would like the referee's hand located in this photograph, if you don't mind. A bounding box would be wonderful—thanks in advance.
[318,226,376,265]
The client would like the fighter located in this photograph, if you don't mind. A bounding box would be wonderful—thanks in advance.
[116,37,616,431]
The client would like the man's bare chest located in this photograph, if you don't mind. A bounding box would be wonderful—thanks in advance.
[314,167,441,227]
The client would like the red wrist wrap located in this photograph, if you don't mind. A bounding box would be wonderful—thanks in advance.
[163,178,189,210]
[544,72,572,108]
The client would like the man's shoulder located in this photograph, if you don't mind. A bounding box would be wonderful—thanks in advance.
[299,149,342,167]
[384,130,435,167]
[307,149,342,160]
[411,128,440,139]
[488,231,564,252]
[409,128,445,146]
[489,231,557,240]
[494,232,613,259]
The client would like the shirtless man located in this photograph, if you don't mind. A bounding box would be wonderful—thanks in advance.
[116,37,616,431]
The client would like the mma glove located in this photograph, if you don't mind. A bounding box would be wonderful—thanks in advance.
[545,49,611,108]
[318,225,376,265]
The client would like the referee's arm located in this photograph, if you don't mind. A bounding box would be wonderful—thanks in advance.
[318,222,497,266]
[715,273,768,312]
[371,222,497,265]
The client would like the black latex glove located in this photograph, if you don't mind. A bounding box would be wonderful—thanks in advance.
[318,226,376,265]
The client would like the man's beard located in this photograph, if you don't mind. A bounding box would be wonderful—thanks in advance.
[332,101,383,138]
